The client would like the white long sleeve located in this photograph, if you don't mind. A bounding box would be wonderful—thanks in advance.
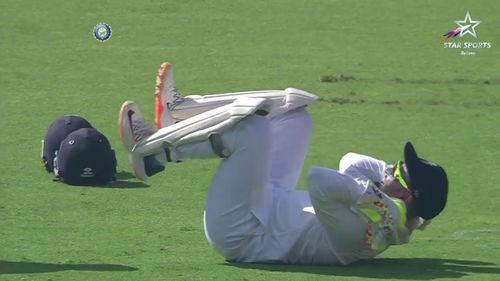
[251,153,409,265]
[307,166,366,205]
[339,152,387,185]
[297,153,409,264]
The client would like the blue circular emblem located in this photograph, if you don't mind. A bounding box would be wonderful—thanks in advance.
[93,23,112,42]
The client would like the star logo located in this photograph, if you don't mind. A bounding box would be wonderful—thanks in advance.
[454,11,481,38]
[442,11,492,55]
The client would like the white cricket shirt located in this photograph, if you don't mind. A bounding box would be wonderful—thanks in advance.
[241,152,410,265]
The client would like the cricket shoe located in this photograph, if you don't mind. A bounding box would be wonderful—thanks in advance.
[155,62,185,129]
[119,100,166,181]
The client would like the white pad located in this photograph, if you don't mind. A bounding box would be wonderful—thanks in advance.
[170,88,317,120]
[274,88,318,117]
[133,97,270,156]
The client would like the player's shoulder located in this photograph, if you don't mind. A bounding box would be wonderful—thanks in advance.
[339,152,370,171]
[339,152,386,174]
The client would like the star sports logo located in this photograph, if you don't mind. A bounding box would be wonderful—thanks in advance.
[442,11,492,56]
[443,11,481,39]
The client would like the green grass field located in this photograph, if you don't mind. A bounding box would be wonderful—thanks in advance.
[1,0,499,280]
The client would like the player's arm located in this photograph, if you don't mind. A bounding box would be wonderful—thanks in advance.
[339,152,387,184]
[307,167,371,265]
[307,166,366,205]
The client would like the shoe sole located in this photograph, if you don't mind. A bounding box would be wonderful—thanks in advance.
[118,100,145,181]
[118,100,135,146]
[155,62,170,129]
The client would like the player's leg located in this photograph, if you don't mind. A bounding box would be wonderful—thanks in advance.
[120,99,274,261]
[154,62,317,128]
[193,109,313,262]
[307,167,369,265]
[268,107,312,190]
[154,114,274,261]
[119,97,271,181]
[202,114,273,261]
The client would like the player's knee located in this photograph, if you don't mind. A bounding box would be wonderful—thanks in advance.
[307,167,328,186]
[307,167,333,199]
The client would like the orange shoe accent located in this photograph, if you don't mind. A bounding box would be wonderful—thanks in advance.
[155,62,170,129]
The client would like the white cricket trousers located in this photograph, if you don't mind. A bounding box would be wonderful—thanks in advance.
[173,108,312,261]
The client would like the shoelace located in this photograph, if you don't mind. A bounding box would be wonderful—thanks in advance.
[167,87,185,110]
[131,120,153,142]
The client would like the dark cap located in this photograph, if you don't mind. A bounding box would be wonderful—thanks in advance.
[42,115,93,172]
[55,128,117,185]
[404,142,448,220]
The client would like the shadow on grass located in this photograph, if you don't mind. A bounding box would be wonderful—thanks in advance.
[105,171,149,189]
[226,258,500,280]
[107,171,149,188]
[65,171,149,188]
[0,260,138,274]
[115,171,136,180]
[105,180,149,189]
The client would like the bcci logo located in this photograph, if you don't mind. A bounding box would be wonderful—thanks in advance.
[93,22,112,42]
[442,11,492,56]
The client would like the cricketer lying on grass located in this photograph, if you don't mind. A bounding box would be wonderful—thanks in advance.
[118,62,448,265]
